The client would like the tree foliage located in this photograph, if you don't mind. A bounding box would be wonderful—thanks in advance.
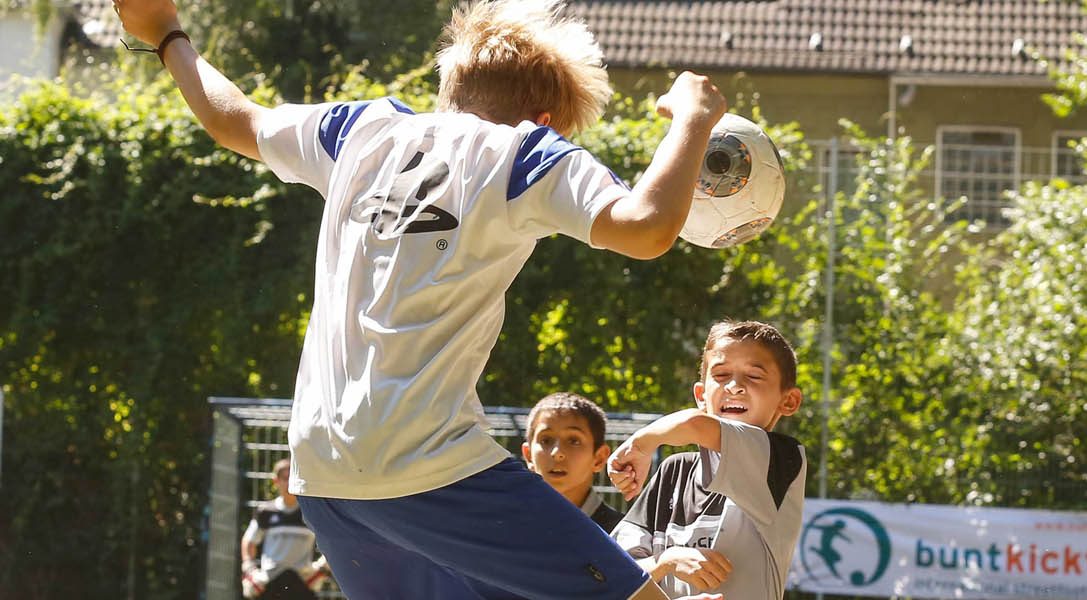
[178,0,450,100]
[3,58,1087,599]
[20,0,449,101]
[792,124,980,504]
[952,179,1087,508]
[0,77,316,598]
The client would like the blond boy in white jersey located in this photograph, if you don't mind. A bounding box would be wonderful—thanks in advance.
[115,1,726,597]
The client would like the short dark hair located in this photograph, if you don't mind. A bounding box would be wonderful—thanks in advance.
[525,392,608,449]
[700,320,798,390]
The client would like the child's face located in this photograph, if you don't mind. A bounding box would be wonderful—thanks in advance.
[694,337,802,431]
[521,410,609,500]
[274,468,294,501]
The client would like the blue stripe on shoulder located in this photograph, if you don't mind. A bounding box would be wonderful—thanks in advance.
[318,101,372,160]
[609,169,631,191]
[318,98,415,160]
[507,126,584,201]
[387,97,416,115]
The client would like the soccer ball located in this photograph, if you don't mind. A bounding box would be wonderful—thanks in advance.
[679,113,786,249]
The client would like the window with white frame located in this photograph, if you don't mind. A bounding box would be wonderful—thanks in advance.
[817,139,865,199]
[1053,131,1087,184]
[937,127,1020,226]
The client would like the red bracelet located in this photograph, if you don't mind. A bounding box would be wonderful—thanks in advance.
[155,30,190,65]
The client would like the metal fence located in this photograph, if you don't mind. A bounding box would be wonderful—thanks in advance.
[806,136,1086,228]
[205,397,664,600]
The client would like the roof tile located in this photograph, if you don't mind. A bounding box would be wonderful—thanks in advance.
[570,0,1087,78]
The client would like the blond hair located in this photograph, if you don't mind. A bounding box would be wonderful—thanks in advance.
[436,0,611,136]
[272,458,291,479]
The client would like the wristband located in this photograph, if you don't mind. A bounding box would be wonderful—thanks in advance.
[155,30,190,65]
[120,29,190,66]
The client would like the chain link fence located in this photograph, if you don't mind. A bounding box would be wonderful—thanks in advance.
[205,398,663,600]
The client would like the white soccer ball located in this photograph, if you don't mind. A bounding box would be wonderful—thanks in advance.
[679,113,786,249]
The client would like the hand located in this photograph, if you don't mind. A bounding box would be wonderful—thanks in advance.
[240,562,268,600]
[655,71,727,129]
[660,546,733,592]
[311,555,329,574]
[607,436,654,501]
[113,0,182,47]
[676,595,724,600]
[305,555,332,589]
[241,558,259,576]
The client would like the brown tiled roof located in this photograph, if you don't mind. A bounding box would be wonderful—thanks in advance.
[568,0,1087,78]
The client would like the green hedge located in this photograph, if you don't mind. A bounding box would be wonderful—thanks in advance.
[2,71,1085,598]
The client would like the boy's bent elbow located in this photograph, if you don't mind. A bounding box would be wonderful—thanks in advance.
[600,230,677,259]
[592,191,691,259]
[592,210,682,259]
[628,232,677,259]
[206,127,260,161]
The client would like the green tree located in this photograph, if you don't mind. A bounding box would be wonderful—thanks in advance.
[0,77,315,598]
[180,0,451,100]
[20,0,449,100]
[791,124,980,504]
[964,0,1087,508]
[952,179,1087,508]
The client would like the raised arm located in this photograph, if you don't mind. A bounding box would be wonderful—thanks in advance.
[113,0,270,160]
[607,408,722,500]
[589,72,727,259]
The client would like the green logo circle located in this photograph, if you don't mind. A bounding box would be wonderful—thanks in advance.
[799,507,892,587]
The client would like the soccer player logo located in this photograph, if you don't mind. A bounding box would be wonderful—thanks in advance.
[799,507,892,588]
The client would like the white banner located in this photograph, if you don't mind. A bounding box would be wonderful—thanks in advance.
[788,499,1087,599]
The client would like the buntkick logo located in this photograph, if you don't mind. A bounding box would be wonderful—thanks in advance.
[799,507,892,587]
[914,540,1085,575]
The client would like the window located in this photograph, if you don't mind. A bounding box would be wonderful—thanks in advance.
[818,140,865,200]
[936,127,1020,227]
[1053,131,1087,184]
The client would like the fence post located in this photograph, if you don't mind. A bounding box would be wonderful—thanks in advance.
[815,138,839,600]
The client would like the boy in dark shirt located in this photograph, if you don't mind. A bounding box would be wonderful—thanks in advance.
[523,392,625,532]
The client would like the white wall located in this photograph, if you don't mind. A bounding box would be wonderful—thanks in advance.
[0,12,63,99]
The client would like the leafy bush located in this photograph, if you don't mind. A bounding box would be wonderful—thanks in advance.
[3,66,1086,598]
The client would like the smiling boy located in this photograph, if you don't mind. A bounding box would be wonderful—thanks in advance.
[608,320,807,599]
[522,393,625,533]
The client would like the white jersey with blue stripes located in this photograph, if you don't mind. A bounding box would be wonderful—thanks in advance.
[256,98,629,499]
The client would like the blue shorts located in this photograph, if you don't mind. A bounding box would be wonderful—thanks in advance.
[298,457,649,600]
